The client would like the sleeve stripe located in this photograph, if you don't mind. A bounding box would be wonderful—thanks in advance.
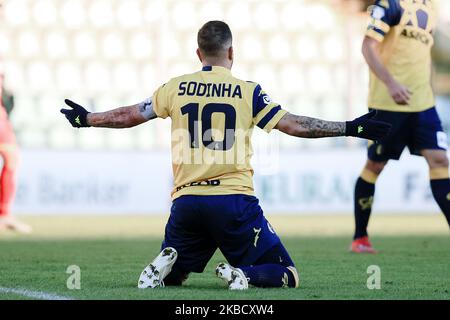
[371,27,386,36]
[254,102,276,124]
[369,18,390,33]
[365,29,385,42]
[256,105,282,129]
[252,84,263,117]
[262,109,288,133]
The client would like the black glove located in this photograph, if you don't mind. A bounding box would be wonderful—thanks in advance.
[60,99,91,128]
[345,110,391,141]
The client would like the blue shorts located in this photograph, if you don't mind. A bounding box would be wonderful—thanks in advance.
[161,194,288,276]
[368,107,448,162]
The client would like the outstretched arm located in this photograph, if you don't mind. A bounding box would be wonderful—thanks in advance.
[275,110,391,141]
[87,105,147,128]
[60,98,156,128]
[276,113,345,138]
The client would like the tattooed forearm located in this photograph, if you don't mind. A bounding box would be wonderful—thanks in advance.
[276,113,346,138]
[87,105,147,128]
[292,115,345,138]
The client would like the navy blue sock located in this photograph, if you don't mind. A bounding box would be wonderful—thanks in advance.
[430,178,450,227]
[240,264,297,288]
[354,176,376,239]
[164,265,189,286]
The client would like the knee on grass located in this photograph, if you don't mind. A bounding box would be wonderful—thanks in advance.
[240,264,300,289]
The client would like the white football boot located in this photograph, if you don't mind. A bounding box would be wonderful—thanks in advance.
[138,247,178,289]
[215,262,248,290]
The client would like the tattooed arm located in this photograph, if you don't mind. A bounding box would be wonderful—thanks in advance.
[275,112,345,138]
[87,98,157,128]
[87,105,147,128]
[275,111,392,141]
[61,98,157,128]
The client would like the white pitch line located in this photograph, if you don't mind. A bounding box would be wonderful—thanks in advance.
[0,287,74,300]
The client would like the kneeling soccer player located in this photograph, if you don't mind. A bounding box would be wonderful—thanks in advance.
[61,21,391,289]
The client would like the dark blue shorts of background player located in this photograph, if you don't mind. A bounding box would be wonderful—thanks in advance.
[368,107,448,161]
[161,194,299,288]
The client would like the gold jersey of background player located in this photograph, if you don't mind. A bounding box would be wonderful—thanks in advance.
[366,0,436,112]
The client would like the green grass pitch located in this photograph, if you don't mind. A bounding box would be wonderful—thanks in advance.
[0,215,449,300]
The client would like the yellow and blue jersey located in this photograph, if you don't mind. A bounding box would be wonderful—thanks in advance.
[152,66,287,200]
[365,0,436,112]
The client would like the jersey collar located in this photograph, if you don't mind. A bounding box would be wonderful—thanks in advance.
[201,65,232,75]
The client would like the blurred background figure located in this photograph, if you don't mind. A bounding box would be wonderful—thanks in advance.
[0,0,31,232]
[0,63,31,232]
[351,0,450,254]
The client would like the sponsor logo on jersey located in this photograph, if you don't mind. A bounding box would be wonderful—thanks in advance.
[258,89,272,105]
[400,29,431,45]
[175,179,221,192]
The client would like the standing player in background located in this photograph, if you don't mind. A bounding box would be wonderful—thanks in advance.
[61,21,390,289]
[0,0,31,233]
[0,66,31,233]
[351,0,450,253]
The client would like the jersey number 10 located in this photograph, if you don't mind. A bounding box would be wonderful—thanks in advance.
[181,103,236,151]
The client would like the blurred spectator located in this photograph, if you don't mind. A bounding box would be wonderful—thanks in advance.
[0,2,31,233]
